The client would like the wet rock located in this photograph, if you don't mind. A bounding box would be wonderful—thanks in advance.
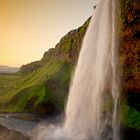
[0,125,29,140]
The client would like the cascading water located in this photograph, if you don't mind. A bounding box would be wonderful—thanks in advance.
[64,0,120,139]
[32,0,120,139]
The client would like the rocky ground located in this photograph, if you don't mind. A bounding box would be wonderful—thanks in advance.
[0,125,29,140]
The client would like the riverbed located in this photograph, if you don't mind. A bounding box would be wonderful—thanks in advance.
[0,113,43,139]
[0,113,63,139]
[0,125,29,140]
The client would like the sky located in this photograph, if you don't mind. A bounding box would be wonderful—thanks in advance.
[0,0,96,67]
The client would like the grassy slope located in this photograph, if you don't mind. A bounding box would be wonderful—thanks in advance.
[0,18,89,113]
[0,61,73,113]
[122,105,140,132]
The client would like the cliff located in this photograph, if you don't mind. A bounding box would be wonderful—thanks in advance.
[121,0,140,96]
[0,18,90,114]
[120,0,140,138]
[19,18,90,74]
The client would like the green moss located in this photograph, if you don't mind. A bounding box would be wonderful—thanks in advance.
[61,38,72,52]
[121,104,140,132]
[0,60,73,113]
[39,61,73,111]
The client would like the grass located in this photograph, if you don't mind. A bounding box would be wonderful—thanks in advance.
[121,104,140,132]
[0,60,73,113]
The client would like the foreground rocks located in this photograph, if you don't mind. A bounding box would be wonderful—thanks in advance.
[0,125,29,140]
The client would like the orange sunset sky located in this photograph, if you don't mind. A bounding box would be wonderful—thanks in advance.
[0,0,96,67]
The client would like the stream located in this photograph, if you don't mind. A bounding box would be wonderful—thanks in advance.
[0,113,42,137]
[0,113,63,139]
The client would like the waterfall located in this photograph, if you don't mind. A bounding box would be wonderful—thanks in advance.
[64,0,120,139]
[32,0,120,139]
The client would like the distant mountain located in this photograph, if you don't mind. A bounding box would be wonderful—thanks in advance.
[0,66,19,74]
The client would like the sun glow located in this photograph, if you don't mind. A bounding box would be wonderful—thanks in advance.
[0,0,95,67]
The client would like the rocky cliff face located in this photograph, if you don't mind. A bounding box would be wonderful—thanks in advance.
[120,0,140,138]
[120,0,140,108]
[19,18,90,74]
[42,18,90,64]
[121,0,140,92]
[19,61,42,74]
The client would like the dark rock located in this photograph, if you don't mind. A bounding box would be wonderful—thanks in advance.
[121,0,140,96]
[0,125,29,140]
[19,61,42,74]
[123,127,140,140]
